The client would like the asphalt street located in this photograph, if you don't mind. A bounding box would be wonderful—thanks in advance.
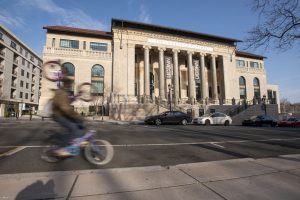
[0,120,300,174]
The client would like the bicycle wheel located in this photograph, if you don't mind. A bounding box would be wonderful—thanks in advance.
[43,60,63,82]
[41,146,61,163]
[84,139,114,165]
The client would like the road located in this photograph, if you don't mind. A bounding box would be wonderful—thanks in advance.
[0,120,300,174]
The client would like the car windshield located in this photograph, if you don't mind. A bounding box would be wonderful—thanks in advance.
[201,114,211,117]
[250,116,257,120]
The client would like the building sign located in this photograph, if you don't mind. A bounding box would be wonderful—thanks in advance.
[148,38,213,52]
[193,59,200,83]
[165,56,173,79]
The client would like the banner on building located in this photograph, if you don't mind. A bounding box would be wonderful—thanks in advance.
[165,56,173,79]
[193,59,200,83]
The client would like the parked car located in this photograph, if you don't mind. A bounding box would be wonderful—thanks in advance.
[193,112,232,126]
[242,115,277,127]
[278,117,300,128]
[144,111,192,126]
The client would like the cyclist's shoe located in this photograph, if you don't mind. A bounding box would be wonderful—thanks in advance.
[54,148,72,157]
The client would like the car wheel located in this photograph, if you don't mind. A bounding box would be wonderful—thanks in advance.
[181,119,188,126]
[205,120,210,125]
[224,120,229,126]
[155,119,162,126]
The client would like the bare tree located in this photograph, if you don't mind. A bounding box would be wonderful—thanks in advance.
[280,98,292,113]
[244,0,300,51]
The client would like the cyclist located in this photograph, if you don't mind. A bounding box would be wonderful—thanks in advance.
[52,77,85,156]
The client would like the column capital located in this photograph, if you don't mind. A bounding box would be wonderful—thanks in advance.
[172,49,180,53]
[143,45,151,50]
[199,52,206,57]
[187,51,194,55]
[127,43,136,48]
[210,54,218,58]
[158,47,166,51]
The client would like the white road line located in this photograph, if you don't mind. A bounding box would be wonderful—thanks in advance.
[0,147,27,157]
[0,137,299,148]
[210,143,225,148]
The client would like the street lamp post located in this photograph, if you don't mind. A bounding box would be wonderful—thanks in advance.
[262,95,267,115]
[168,84,173,112]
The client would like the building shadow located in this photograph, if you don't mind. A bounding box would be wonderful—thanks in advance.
[15,180,57,200]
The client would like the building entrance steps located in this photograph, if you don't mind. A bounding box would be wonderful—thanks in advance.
[0,154,300,200]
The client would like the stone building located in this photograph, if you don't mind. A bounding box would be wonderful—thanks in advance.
[0,25,42,117]
[39,18,279,120]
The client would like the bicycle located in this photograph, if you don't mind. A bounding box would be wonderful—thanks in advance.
[40,60,114,165]
[41,130,114,165]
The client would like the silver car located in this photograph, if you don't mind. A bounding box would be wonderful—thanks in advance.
[193,112,232,126]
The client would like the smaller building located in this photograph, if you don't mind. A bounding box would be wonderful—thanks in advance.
[0,25,42,117]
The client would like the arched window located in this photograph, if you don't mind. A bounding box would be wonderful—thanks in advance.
[91,64,104,96]
[91,64,104,77]
[62,62,75,76]
[239,76,247,99]
[61,62,75,94]
[253,77,260,99]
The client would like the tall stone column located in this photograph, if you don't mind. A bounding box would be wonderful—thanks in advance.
[143,46,151,101]
[158,47,166,100]
[172,49,180,105]
[188,51,195,104]
[127,43,135,96]
[211,54,218,101]
[200,53,208,100]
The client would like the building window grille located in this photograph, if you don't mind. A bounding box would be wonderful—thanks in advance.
[11,41,17,49]
[60,39,79,49]
[250,61,259,68]
[90,42,107,51]
[236,59,245,67]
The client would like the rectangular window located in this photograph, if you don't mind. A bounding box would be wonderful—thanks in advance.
[91,80,104,95]
[235,59,245,67]
[60,39,79,49]
[21,69,24,76]
[30,55,34,62]
[90,42,107,51]
[52,38,55,47]
[26,83,29,89]
[20,47,23,54]
[11,41,17,49]
[25,51,28,58]
[83,41,86,50]
[20,80,24,87]
[22,58,25,65]
[25,93,28,99]
[27,72,29,78]
[0,32,3,40]
[250,61,259,68]
[19,92,23,98]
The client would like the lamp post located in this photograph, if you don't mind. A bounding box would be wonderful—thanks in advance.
[262,95,267,115]
[168,84,173,112]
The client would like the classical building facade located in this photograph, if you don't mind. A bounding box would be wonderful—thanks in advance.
[0,25,42,117]
[40,19,279,119]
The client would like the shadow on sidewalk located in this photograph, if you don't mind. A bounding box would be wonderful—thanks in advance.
[15,180,57,200]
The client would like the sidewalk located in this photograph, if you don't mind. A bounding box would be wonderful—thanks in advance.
[0,154,300,200]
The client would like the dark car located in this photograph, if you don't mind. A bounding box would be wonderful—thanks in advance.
[278,117,300,128]
[144,111,192,126]
[242,115,277,127]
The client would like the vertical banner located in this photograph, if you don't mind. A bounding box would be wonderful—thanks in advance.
[193,59,200,83]
[164,56,173,79]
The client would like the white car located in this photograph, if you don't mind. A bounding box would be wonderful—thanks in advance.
[193,112,232,126]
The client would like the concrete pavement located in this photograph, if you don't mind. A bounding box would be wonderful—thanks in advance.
[0,154,300,200]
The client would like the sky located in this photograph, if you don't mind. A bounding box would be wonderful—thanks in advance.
[0,0,299,103]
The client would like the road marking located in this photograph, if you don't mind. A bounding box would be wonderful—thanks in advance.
[0,137,300,149]
[210,143,225,148]
[0,147,27,157]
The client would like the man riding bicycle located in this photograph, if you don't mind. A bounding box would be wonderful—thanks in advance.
[52,77,85,156]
